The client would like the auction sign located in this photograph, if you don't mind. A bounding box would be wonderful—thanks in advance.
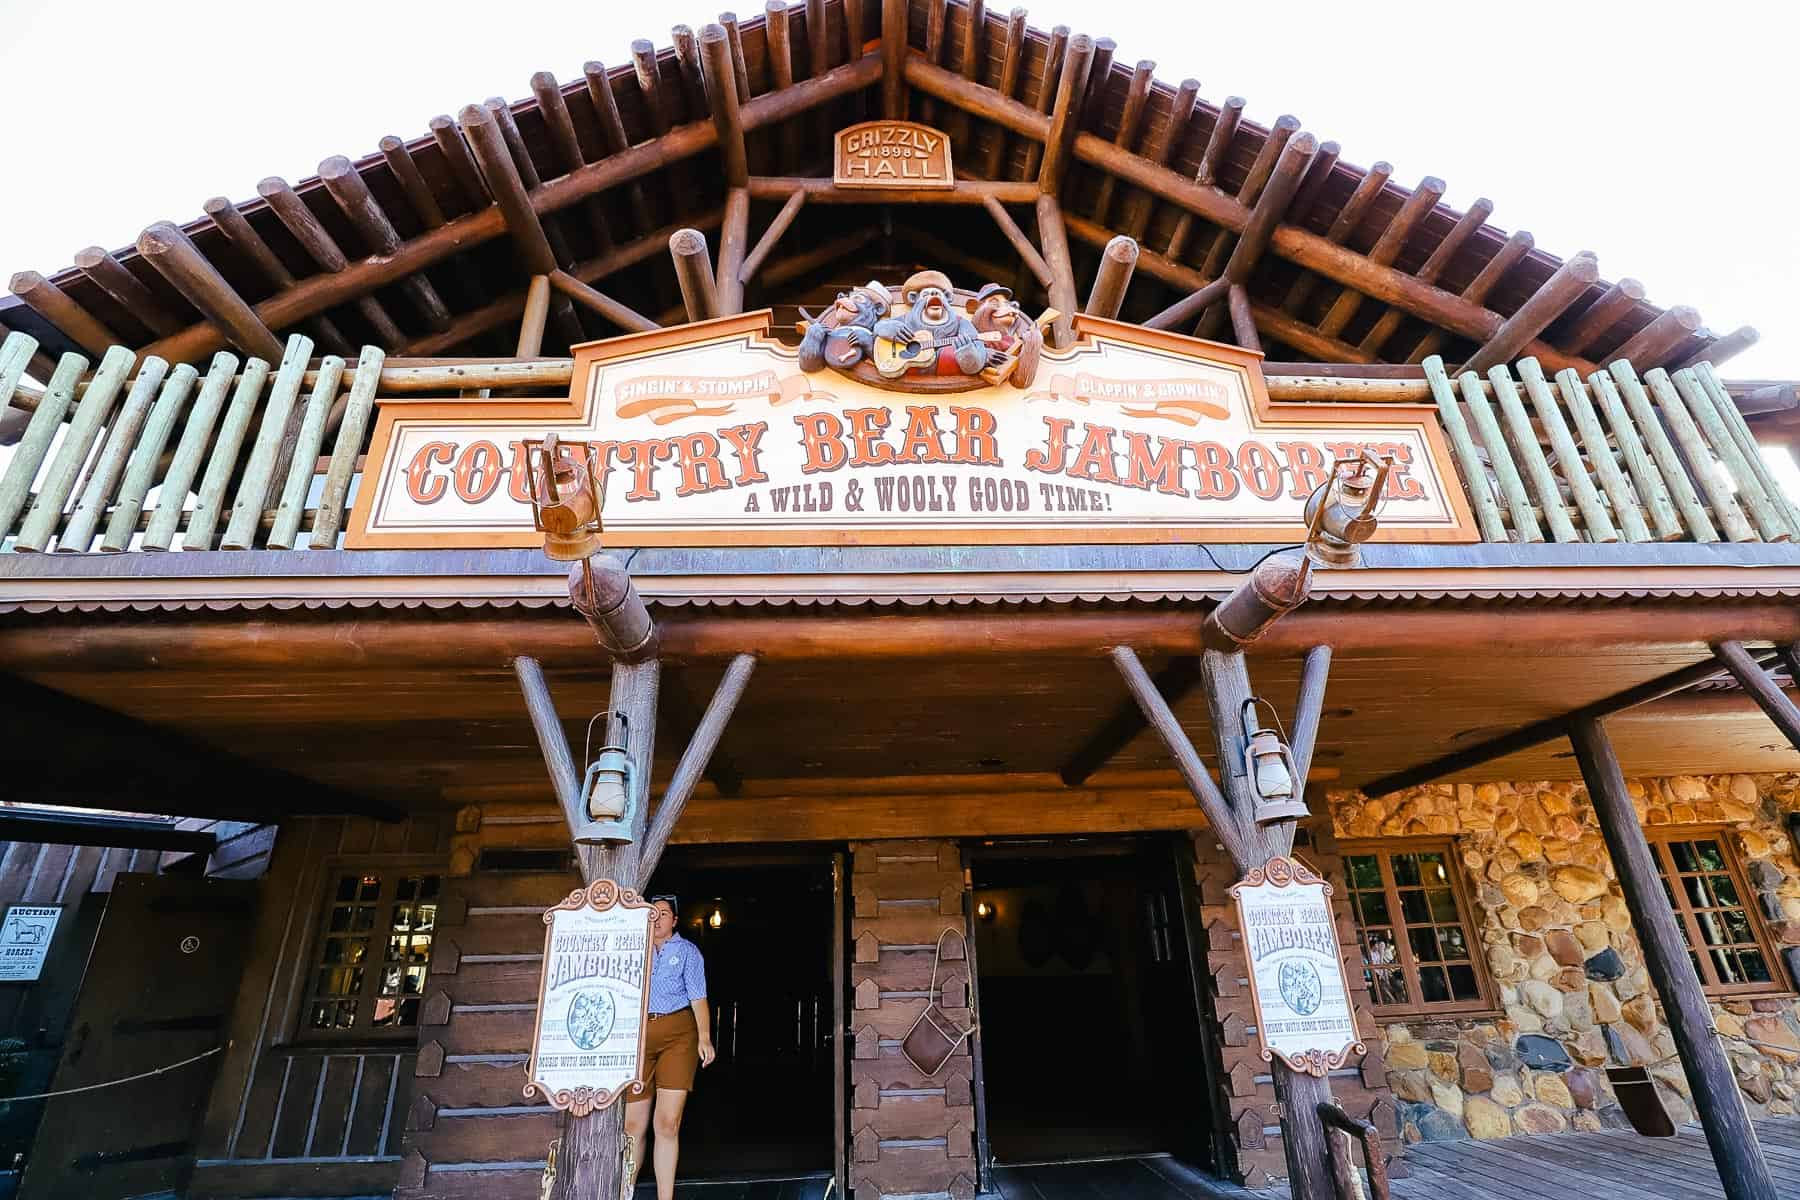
[0,905,61,982]
[349,310,1477,548]
[525,879,655,1114]
[1228,856,1363,1077]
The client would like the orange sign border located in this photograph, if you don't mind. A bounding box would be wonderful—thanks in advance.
[346,311,1480,549]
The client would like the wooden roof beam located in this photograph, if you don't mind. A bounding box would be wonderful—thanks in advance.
[583,60,656,231]
[747,175,1037,202]
[982,194,1054,287]
[1315,174,1445,337]
[1038,33,1096,197]
[1227,284,1261,352]
[1281,159,1389,313]
[8,271,117,357]
[1117,78,1200,241]
[737,189,808,287]
[427,114,492,213]
[134,223,285,363]
[979,6,1031,179]
[1284,139,1343,232]
[700,23,750,189]
[1019,25,1069,181]
[379,135,448,227]
[916,0,951,127]
[1357,196,1492,357]
[72,247,181,338]
[257,177,407,346]
[1459,251,1599,374]
[203,198,353,356]
[882,0,908,118]
[1408,228,1532,362]
[1090,59,1156,223]
[1679,325,1759,370]
[1163,96,1242,260]
[1196,115,1300,285]
[548,269,658,332]
[1223,131,1316,286]
[531,71,615,250]
[1611,304,1704,369]
[764,1,802,171]
[318,156,453,330]
[484,97,579,272]
[1561,276,1646,356]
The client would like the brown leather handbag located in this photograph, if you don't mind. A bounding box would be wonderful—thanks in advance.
[900,928,976,1077]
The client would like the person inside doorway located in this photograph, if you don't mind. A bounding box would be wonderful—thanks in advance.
[623,895,715,1200]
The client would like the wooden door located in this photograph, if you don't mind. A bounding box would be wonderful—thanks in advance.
[831,850,847,1200]
[21,873,255,1200]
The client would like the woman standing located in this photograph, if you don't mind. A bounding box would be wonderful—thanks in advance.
[623,896,714,1200]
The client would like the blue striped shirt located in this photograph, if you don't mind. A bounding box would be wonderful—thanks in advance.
[647,933,707,1015]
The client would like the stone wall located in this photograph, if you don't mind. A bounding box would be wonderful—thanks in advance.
[1327,771,1800,1147]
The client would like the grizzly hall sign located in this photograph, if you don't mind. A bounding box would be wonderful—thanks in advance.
[348,310,1478,549]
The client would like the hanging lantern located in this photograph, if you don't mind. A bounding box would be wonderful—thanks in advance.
[525,432,605,562]
[1241,697,1309,825]
[572,712,638,844]
[1301,448,1393,569]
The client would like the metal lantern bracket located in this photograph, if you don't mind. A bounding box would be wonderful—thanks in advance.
[577,709,639,845]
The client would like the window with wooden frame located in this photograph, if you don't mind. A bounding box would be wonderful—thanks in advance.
[302,870,442,1037]
[1648,832,1786,996]
[1341,842,1494,1016]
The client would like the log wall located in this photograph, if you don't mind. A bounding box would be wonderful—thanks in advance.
[849,839,976,1200]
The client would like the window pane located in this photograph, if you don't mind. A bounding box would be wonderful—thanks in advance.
[1712,947,1742,984]
[1367,968,1408,1006]
[1419,967,1450,1002]
[1712,875,1741,908]
[1683,876,1710,910]
[335,876,358,902]
[1670,841,1699,872]
[1723,910,1754,946]
[1448,964,1479,1001]
[1417,853,1450,886]
[1439,925,1469,960]
[1363,931,1399,966]
[1356,891,1390,927]
[1427,889,1459,922]
[1346,856,1381,889]
[1697,911,1729,947]
[416,903,437,932]
[1392,855,1422,887]
[1400,890,1430,924]
[1694,840,1726,871]
[1409,927,1443,963]
[1740,951,1772,984]
[358,874,382,899]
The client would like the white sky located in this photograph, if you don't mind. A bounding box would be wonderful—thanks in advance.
[1,0,1795,378]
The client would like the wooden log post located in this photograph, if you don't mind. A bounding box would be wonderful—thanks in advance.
[737,190,808,289]
[1164,97,1248,263]
[460,104,559,276]
[1680,325,1759,370]
[516,276,552,357]
[531,70,615,251]
[1035,194,1078,348]
[882,0,908,118]
[716,187,752,315]
[1460,250,1599,374]
[136,223,286,363]
[982,196,1054,289]
[1037,34,1095,199]
[669,229,720,323]
[1084,235,1138,319]
[1227,284,1260,352]
[1314,175,1445,341]
[1408,229,1532,363]
[548,271,658,333]
[700,24,750,192]
[763,1,802,170]
[1568,714,1778,1200]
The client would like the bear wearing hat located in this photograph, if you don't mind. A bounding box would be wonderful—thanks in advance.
[798,280,893,372]
[872,270,992,378]
[966,282,1043,389]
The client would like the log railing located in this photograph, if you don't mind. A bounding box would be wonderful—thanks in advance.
[0,328,1793,555]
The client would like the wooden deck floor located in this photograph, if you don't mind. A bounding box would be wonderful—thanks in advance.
[634,1120,1800,1199]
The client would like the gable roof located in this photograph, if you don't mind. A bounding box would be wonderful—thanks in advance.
[0,0,1758,382]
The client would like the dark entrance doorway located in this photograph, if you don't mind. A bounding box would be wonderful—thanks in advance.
[644,849,843,1188]
[968,838,1217,1173]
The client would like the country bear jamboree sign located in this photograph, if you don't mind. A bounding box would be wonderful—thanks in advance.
[347,311,1478,548]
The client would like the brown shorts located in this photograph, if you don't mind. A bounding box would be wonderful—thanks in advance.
[639,1009,700,1098]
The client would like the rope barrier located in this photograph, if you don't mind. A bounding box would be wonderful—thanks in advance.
[0,1045,222,1103]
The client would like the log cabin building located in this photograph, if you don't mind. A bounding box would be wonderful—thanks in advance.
[3,3,1800,1198]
